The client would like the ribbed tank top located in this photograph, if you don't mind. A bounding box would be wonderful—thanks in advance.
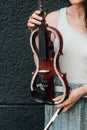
[55,7,87,84]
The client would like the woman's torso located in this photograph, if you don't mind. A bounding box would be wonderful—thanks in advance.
[54,7,87,84]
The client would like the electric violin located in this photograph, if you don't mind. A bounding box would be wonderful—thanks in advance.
[30,0,69,105]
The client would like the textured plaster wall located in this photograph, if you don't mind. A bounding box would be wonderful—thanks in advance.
[0,0,70,130]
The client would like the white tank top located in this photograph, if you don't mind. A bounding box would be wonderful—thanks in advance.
[55,8,87,84]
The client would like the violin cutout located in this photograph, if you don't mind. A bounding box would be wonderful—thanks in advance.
[30,0,69,105]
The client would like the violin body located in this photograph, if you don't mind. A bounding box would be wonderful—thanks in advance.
[30,0,69,105]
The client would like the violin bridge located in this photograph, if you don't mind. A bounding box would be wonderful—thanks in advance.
[38,70,50,73]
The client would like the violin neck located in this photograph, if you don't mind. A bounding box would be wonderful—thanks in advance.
[38,0,45,24]
[38,0,47,60]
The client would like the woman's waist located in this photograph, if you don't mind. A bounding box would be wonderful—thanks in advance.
[53,76,86,90]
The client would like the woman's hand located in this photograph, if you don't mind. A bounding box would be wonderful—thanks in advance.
[53,87,85,112]
[27,10,44,31]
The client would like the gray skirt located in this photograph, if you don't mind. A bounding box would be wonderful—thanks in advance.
[45,78,87,130]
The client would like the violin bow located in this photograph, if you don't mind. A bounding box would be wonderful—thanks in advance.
[44,108,62,130]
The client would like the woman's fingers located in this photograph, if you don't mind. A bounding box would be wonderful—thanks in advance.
[31,10,43,21]
[27,10,45,31]
[29,17,42,25]
[54,99,71,109]
[53,95,63,102]
[62,104,73,112]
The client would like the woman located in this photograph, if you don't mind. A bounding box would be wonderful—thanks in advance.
[28,0,87,130]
